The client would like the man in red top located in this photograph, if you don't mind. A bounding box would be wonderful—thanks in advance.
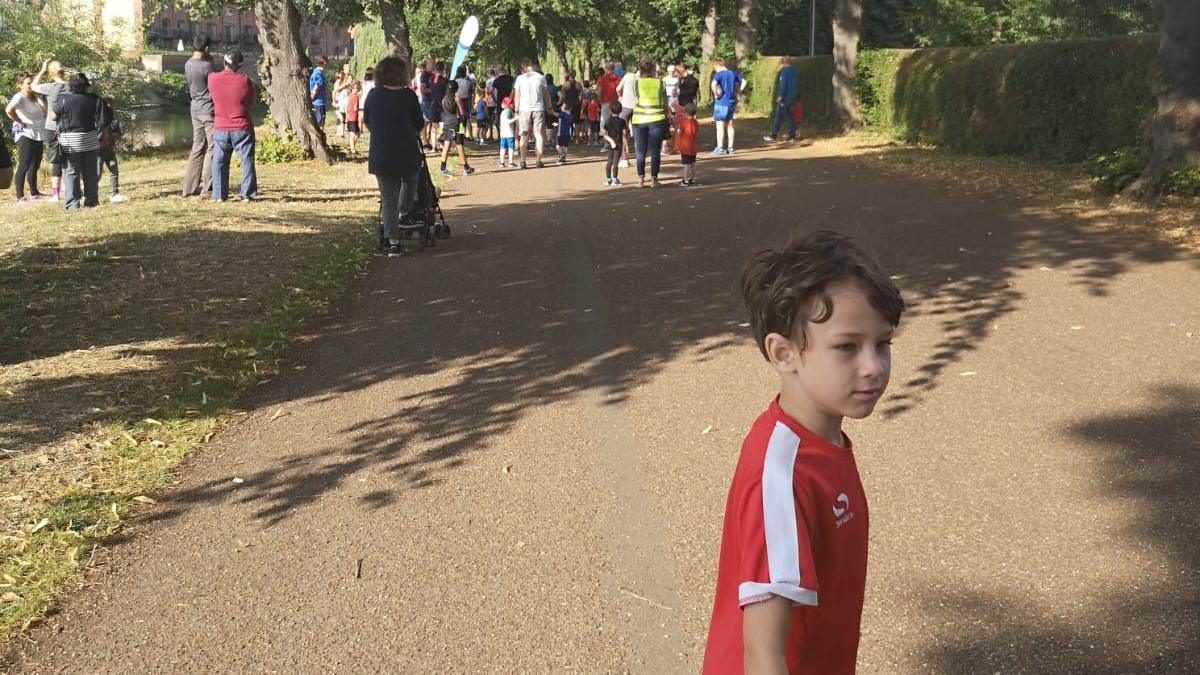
[207,51,257,202]
[704,231,904,674]
[596,62,622,131]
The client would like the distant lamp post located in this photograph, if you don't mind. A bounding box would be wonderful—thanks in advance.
[810,0,816,56]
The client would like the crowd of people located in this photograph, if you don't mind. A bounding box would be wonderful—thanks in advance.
[5,59,127,208]
[3,40,800,218]
[356,53,776,256]
[380,56,737,188]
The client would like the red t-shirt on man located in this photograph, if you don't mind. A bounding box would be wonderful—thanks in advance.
[703,397,869,675]
[597,72,621,104]
[208,69,255,132]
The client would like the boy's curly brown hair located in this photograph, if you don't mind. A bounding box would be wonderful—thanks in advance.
[741,230,904,359]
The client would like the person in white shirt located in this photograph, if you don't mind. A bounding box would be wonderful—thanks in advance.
[662,64,680,106]
[512,59,552,169]
[6,72,49,202]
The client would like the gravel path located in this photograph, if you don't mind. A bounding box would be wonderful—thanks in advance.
[5,136,1198,673]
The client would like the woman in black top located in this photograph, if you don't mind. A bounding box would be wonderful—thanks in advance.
[53,73,103,210]
[362,56,424,258]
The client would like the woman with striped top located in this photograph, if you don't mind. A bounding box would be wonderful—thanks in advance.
[52,74,103,210]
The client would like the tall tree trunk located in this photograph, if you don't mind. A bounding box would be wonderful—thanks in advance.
[701,0,719,100]
[1123,0,1200,201]
[553,40,570,82]
[254,0,333,164]
[831,0,863,130]
[734,0,754,67]
[378,0,413,63]
[701,0,719,66]
[583,42,594,81]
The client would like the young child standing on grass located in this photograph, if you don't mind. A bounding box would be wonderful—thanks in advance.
[346,82,362,156]
[675,102,699,187]
[555,102,574,164]
[498,96,517,168]
[600,100,626,185]
[703,230,904,675]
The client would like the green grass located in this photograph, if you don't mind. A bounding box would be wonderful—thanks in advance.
[0,139,387,639]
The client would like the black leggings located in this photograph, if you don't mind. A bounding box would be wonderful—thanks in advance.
[15,136,44,198]
[606,145,622,178]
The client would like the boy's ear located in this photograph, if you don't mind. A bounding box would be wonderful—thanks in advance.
[763,332,800,374]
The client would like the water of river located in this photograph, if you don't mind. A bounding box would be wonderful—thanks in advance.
[126,106,194,150]
[126,105,269,150]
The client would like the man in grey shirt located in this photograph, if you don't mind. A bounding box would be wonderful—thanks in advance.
[182,35,215,198]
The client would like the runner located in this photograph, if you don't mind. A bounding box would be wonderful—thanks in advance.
[512,59,551,169]
[710,58,745,155]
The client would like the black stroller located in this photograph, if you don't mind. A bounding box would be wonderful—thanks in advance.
[379,152,450,253]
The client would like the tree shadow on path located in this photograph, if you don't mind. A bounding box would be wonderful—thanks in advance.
[919,384,1199,673]
[135,148,1196,529]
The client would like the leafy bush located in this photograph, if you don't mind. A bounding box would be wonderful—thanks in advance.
[1089,148,1146,194]
[1164,166,1200,197]
[150,71,190,106]
[769,35,1157,162]
[256,128,309,164]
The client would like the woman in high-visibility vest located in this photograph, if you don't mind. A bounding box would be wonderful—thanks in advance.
[629,59,668,188]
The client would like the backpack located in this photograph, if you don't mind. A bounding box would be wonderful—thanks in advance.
[94,96,117,149]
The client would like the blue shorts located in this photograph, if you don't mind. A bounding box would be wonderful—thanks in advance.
[421,101,436,122]
[499,137,514,150]
[713,100,737,122]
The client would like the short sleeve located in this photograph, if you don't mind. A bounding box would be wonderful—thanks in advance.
[735,423,819,608]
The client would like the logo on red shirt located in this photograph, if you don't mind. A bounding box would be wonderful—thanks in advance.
[833,492,855,527]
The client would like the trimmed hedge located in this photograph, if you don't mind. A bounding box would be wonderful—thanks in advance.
[757,35,1157,162]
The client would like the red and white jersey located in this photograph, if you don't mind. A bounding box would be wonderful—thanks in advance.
[703,398,869,675]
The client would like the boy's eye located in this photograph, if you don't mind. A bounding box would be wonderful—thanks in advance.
[835,343,856,352]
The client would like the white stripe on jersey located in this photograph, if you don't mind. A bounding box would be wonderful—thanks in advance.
[737,421,819,607]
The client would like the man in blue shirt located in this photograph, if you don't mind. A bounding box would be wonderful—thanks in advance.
[309,56,328,130]
[765,56,799,142]
[709,57,745,154]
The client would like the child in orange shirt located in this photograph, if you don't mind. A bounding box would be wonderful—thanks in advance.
[675,102,699,186]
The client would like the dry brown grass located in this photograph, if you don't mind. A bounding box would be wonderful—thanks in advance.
[0,150,381,639]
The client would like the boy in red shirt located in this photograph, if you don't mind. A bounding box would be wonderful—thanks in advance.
[584,94,600,146]
[675,102,699,187]
[703,230,904,675]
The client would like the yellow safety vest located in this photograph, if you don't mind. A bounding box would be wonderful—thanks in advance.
[632,77,666,125]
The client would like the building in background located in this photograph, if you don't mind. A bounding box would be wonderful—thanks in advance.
[60,0,353,59]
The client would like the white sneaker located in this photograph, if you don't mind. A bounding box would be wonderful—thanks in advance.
[48,193,59,202]
[618,159,629,168]
[109,194,129,203]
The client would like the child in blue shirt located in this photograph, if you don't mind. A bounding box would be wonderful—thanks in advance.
[555,103,574,165]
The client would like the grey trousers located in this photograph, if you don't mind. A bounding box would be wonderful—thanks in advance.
[182,110,213,197]
[376,171,419,241]
[62,149,99,210]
